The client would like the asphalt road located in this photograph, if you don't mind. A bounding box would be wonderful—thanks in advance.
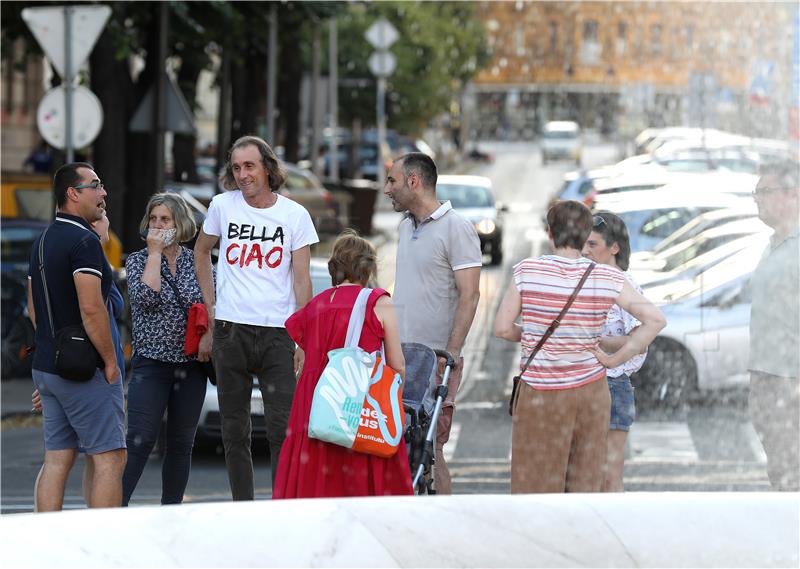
[0,139,770,514]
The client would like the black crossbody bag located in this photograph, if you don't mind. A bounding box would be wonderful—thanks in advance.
[39,227,103,382]
[509,262,595,416]
[160,267,217,385]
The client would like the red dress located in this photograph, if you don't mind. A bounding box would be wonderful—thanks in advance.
[273,285,413,498]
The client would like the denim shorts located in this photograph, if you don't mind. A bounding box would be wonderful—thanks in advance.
[608,374,636,431]
[33,368,126,454]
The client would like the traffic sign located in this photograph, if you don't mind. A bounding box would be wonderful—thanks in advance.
[368,51,397,78]
[22,5,111,81]
[129,76,196,134]
[36,85,104,149]
[365,18,399,50]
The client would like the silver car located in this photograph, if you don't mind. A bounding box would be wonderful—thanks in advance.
[195,258,332,447]
[634,238,768,411]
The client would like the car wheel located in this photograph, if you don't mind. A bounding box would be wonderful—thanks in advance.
[634,338,698,414]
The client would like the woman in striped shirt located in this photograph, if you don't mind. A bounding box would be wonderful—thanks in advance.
[582,211,647,492]
[494,200,665,493]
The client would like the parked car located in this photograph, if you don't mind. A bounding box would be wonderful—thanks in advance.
[194,258,332,447]
[634,238,768,410]
[541,121,582,165]
[0,218,46,378]
[593,189,752,253]
[633,203,758,264]
[436,175,506,266]
[629,219,770,287]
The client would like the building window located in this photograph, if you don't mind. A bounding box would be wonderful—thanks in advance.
[549,22,558,56]
[651,23,662,57]
[515,23,525,56]
[616,21,627,56]
[684,24,694,50]
[581,20,600,64]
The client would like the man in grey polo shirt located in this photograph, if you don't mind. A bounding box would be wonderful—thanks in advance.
[385,152,481,494]
[748,160,799,491]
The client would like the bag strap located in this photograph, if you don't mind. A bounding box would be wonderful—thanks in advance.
[38,226,57,340]
[161,266,189,318]
[343,287,372,348]
[517,262,595,378]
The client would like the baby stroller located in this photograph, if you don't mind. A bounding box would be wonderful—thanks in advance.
[401,342,456,495]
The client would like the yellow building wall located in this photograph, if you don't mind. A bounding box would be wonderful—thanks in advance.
[475,1,787,93]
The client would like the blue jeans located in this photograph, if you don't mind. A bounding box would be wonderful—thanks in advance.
[122,355,207,505]
[608,374,636,431]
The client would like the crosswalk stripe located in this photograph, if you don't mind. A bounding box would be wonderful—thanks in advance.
[628,421,699,462]
[443,423,461,462]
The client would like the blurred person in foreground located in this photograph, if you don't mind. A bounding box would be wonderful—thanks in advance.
[748,160,800,491]
[122,193,211,505]
[194,135,318,499]
[273,231,412,498]
[493,200,665,493]
[27,163,125,511]
[383,153,482,495]
[582,211,647,492]
[32,211,126,509]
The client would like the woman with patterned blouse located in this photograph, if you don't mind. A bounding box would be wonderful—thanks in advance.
[582,211,648,492]
[122,193,211,506]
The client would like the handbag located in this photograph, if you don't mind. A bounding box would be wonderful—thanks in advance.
[38,227,102,382]
[509,262,595,416]
[308,288,404,458]
[161,268,217,385]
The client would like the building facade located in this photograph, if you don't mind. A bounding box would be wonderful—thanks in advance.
[469,1,795,140]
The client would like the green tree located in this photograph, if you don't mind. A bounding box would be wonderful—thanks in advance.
[335,1,489,135]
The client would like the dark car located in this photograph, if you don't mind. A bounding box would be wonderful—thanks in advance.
[1,219,46,377]
[436,175,507,266]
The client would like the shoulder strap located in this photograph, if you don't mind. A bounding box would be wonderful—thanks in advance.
[161,266,189,317]
[344,287,372,348]
[518,262,595,377]
[38,226,56,339]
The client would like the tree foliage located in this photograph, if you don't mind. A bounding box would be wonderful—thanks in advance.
[335,1,489,135]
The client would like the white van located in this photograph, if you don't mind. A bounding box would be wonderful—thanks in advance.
[541,121,582,165]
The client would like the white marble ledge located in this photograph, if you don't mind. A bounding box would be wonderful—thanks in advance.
[0,492,797,568]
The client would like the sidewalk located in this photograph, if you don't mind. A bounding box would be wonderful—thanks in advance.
[1,377,35,420]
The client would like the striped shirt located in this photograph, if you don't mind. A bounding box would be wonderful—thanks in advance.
[514,255,625,390]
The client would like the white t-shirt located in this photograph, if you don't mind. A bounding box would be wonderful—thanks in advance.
[203,190,319,327]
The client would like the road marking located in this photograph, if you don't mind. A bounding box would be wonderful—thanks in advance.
[742,421,768,464]
[628,421,699,462]
[458,401,503,410]
[443,423,461,462]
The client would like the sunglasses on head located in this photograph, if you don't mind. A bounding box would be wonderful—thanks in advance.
[592,215,606,228]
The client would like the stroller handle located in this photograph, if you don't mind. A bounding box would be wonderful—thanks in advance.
[432,349,456,370]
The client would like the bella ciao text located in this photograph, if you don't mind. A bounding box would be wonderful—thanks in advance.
[225,223,284,269]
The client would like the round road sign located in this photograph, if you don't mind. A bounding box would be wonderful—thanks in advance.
[36,85,104,150]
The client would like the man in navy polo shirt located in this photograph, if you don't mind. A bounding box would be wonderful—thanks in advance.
[27,162,127,511]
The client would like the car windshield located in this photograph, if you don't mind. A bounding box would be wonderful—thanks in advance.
[653,213,755,255]
[1,226,43,263]
[544,130,578,140]
[660,233,752,272]
[436,184,494,208]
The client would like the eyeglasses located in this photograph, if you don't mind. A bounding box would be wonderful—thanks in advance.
[73,180,105,191]
[752,187,791,198]
[592,215,606,228]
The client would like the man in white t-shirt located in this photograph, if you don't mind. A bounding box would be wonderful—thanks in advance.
[195,136,319,500]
